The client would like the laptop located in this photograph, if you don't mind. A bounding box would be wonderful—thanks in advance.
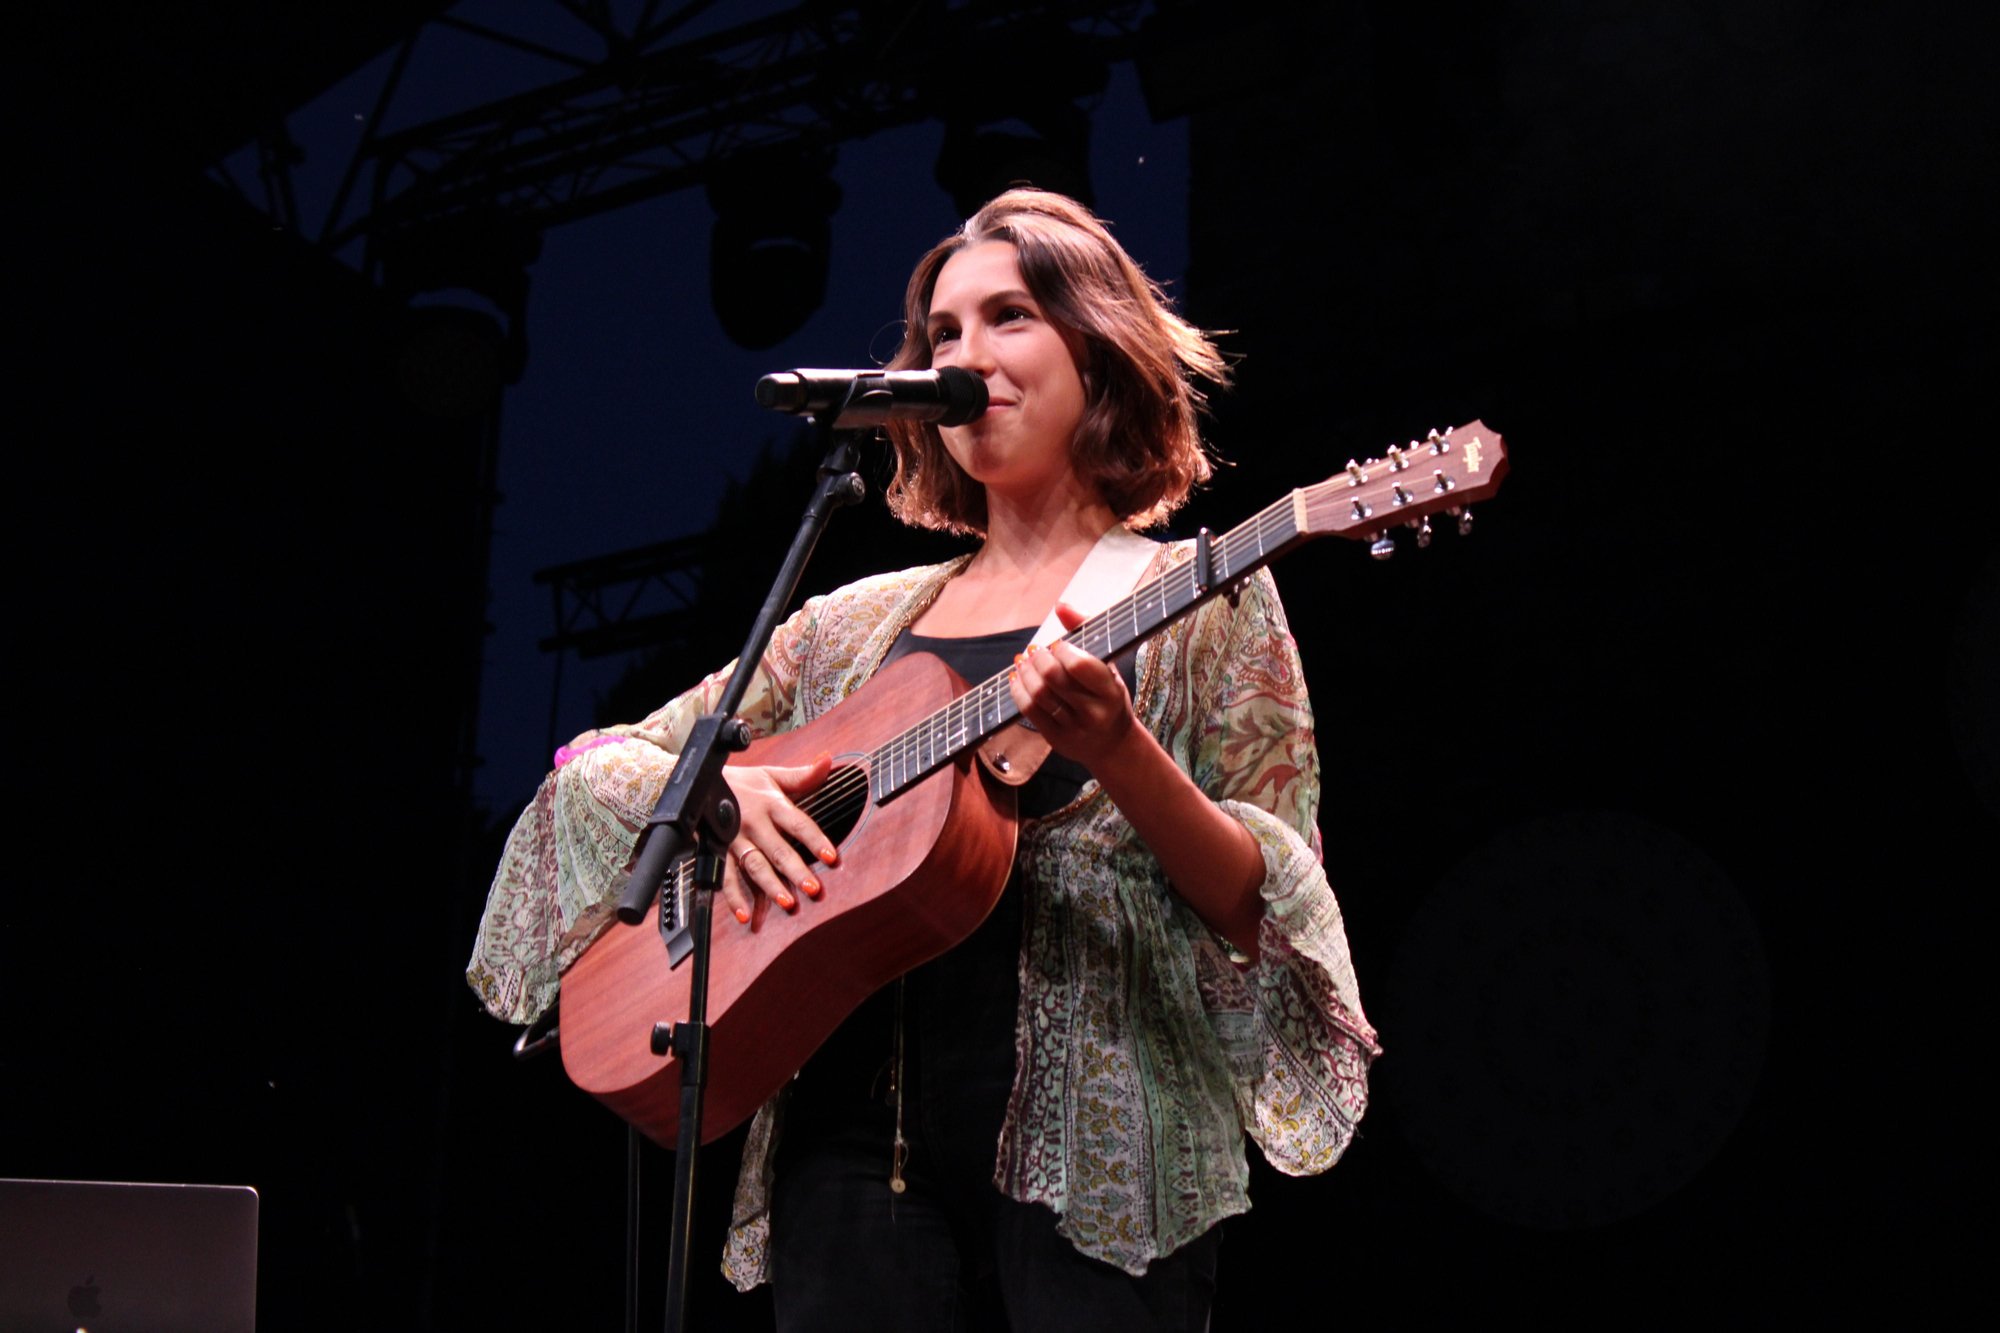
[0,1178,257,1332]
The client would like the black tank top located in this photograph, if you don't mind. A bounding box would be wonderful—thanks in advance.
[783,625,1135,1158]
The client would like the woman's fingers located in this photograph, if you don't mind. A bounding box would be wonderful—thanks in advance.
[718,753,842,930]
[1013,643,1078,723]
[771,751,834,799]
[1011,633,1136,769]
[767,752,838,871]
[731,841,796,911]
[1046,639,1122,697]
[1015,642,1118,715]
[752,832,822,908]
[719,858,756,926]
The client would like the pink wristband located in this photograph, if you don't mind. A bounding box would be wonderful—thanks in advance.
[553,735,628,769]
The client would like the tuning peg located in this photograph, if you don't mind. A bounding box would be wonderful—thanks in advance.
[1407,517,1433,548]
[1448,505,1474,536]
[1386,444,1409,471]
[1427,429,1448,454]
[1369,531,1395,560]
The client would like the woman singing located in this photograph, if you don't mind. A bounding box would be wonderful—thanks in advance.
[470,189,1377,1331]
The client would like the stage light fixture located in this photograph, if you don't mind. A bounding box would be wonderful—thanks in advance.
[396,304,507,421]
[376,214,543,417]
[924,21,1106,218]
[933,108,1097,219]
[1133,1,1287,123]
[706,150,843,351]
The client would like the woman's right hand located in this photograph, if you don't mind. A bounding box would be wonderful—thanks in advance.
[719,753,838,929]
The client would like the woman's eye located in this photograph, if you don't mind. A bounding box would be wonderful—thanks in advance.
[996,306,1030,324]
[931,326,959,346]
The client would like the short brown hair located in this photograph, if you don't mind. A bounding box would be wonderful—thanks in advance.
[882,189,1228,535]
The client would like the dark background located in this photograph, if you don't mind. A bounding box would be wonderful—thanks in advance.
[7,2,1993,1328]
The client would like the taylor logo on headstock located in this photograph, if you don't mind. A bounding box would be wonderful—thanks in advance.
[1293,420,1508,558]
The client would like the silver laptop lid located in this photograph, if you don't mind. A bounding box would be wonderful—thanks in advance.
[0,1179,258,1333]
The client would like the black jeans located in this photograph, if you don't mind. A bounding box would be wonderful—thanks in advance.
[768,1097,1219,1333]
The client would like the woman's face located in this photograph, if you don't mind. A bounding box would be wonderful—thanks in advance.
[926,241,1089,503]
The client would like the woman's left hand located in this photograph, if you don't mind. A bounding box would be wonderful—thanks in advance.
[1012,603,1266,956]
[1008,603,1137,771]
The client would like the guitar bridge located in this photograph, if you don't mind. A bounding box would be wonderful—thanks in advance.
[660,861,695,968]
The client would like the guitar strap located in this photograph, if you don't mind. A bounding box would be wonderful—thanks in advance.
[1027,524,1161,649]
[977,525,1162,785]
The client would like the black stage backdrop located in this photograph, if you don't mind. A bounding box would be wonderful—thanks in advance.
[8,3,1993,1329]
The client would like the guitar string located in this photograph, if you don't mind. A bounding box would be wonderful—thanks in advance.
[712,450,1469,841]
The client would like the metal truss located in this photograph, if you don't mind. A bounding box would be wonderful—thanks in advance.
[534,531,710,658]
[311,0,1152,256]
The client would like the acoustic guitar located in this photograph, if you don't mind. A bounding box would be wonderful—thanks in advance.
[560,422,1509,1146]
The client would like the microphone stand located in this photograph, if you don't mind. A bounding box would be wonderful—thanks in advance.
[615,412,868,1333]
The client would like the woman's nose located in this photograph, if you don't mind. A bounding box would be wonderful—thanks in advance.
[955,321,997,372]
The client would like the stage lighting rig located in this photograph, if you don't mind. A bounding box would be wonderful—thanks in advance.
[311,2,1155,257]
[376,212,543,417]
[217,2,1281,365]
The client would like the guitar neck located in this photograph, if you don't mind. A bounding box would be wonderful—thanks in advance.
[867,418,1508,802]
[659,421,1503,931]
[869,493,1309,802]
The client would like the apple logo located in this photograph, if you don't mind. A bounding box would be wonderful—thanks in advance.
[68,1275,102,1319]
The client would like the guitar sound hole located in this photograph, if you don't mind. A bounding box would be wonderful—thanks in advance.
[796,761,868,852]
[661,762,870,951]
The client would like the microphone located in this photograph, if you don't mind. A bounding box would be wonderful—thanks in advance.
[755,366,989,429]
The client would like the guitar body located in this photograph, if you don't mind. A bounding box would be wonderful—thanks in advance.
[559,651,1020,1147]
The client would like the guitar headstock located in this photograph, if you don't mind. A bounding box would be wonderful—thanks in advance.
[1295,420,1508,557]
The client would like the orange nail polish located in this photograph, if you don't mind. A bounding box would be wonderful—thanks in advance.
[801,876,822,899]
[734,907,750,924]
[1013,653,1024,665]
[776,891,796,910]
[818,846,839,866]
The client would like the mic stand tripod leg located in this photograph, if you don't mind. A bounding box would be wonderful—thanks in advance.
[661,842,724,1332]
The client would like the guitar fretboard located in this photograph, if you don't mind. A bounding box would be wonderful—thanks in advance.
[868,492,1309,801]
